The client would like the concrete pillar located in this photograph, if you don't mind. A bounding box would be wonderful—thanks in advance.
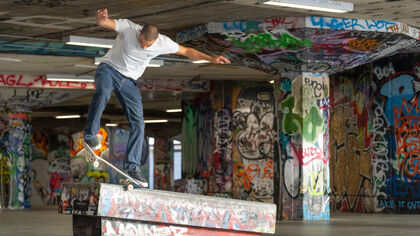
[275,72,330,220]
[0,113,32,209]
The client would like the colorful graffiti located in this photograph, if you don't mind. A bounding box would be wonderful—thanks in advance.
[154,136,172,191]
[181,102,197,178]
[0,113,31,209]
[232,85,275,203]
[178,17,419,75]
[70,128,109,184]
[108,128,129,185]
[31,130,50,205]
[59,182,100,216]
[330,53,420,213]
[48,131,71,205]
[97,183,276,234]
[374,55,420,213]
[274,72,330,220]
[210,82,233,197]
[101,219,261,236]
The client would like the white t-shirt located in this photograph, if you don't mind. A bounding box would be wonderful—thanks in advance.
[99,19,179,80]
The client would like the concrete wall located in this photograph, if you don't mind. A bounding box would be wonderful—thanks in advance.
[178,82,276,202]
[330,53,420,213]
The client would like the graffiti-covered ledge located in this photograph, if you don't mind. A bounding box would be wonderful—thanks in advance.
[177,16,420,74]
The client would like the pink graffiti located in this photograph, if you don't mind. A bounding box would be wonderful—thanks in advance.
[264,17,294,29]
[34,76,89,89]
[289,140,328,166]
[0,74,33,86]
[0,74,91,89]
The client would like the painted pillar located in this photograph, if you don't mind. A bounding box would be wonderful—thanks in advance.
[210,81,233,198]
[231,84,275,203]
[0,113,31,209]
[275,72,330,220]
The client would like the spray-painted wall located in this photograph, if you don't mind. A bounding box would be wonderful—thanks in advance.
[31,130,49,205]
[210,82,233,198]
[330,65,374,213]
[232,85,275,203]
[29,126,141,206]
[154,134,172,191]
[178,99,213,194]
[0,113,31,209]
[330,53,420,213]
[274,73,330,220]
[180,82,276,202]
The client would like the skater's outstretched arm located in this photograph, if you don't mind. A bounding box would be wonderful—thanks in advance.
[176,45,230,65]
[96,9,116,31]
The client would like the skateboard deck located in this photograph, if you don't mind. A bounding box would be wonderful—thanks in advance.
[82,141,148,190]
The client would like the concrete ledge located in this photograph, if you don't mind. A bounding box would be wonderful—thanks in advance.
[59,183,277,234]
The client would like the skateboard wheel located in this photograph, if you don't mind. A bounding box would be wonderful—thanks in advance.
[127,184,134,191]
[93,160,100,168]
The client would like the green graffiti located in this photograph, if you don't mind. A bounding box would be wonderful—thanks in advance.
[308,170,325,196]
[281,95,303,135]
[303,106,324,142]
[228,32,313,53]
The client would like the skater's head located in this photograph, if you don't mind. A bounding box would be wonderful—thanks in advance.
[139,23,159,49]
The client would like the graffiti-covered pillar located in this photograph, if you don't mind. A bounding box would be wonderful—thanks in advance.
[231,84,275,203]
[0,113,31,210]
[275,72,330,220]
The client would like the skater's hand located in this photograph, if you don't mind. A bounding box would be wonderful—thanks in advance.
[96,9,108,24]
[211,55,230,64]
[96,9,116,31]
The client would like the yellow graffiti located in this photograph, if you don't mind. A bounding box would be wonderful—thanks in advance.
[87,170,109,182]
[308,171,325,196]
[32,131,48,158]
[0,154,10,184]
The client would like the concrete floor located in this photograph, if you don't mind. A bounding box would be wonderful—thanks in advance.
[0,206,419,236]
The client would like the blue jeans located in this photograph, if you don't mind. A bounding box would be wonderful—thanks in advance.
[84,63,144,170]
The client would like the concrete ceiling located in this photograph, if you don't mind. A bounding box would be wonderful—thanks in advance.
[0,0,418,124]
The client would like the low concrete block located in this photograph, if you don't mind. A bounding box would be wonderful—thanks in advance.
[59,183,277,235]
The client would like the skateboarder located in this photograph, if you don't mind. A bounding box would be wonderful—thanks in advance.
[83,9,230,187]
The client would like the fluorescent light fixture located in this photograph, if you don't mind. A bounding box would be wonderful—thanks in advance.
[144,119,168,123]
[148,59,164,67]
[63,35,115,48]
[46,74,94,82]
[166,109,182,113]
[260,0,353,13]
[105,123,118,127]
[74,64,97,69]
[0,57,22,62]
[55,115,81,119]
[192,60,210,64]
[269,80,274,84]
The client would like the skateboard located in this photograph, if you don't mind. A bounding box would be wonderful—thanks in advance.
[82,141,148,191]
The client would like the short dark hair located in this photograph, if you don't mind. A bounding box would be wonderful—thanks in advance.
[141,24,159,41]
